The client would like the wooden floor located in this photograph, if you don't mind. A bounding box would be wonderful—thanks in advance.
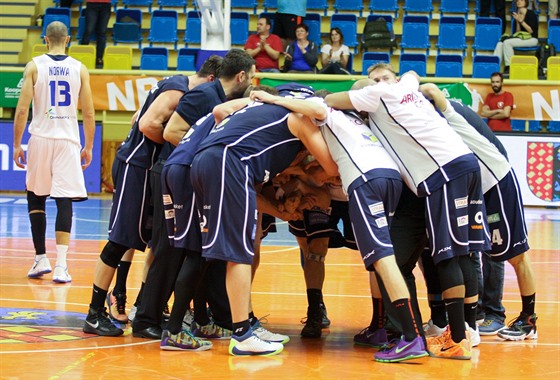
[0,204,559,379]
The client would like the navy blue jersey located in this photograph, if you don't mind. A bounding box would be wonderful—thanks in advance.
[116,75,189,169]
[450,101,509,160]
[165,113,216,167]
[196,102,304,183]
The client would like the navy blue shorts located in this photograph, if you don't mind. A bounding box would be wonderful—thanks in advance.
[108,159,152,251]
[484,170,530,261]
[425,170,490,265]
[191,146,257,265]
[161,164,201,253]
[348,178,402,271]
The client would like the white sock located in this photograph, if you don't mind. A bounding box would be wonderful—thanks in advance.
[35,253,47,262]
[55,244,68,267]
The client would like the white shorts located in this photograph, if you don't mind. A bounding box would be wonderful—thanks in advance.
[26,135,87,199]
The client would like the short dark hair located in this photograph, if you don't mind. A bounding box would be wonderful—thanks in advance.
[197,55,222,77]
[217,49,255,80]
[260,16,271,27]
[490,72,503,80]
[295,23,309,32]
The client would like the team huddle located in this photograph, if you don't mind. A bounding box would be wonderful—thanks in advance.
[15,22,538,362]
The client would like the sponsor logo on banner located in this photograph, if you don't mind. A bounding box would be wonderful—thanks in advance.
[526,142,560,202]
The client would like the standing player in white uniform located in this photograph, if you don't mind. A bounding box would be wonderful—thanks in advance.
[13,21,95,284]
[325,66,488,360]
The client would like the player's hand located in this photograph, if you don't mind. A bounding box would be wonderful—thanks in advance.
[13,146,26,168]
[250,90,277,104]
[81,148,92,170]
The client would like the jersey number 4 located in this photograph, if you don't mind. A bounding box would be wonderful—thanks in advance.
[49,80,71,107]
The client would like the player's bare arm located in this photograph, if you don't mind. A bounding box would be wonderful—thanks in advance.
[79,64,95,170]
[139,90,184,144]
[13,61,37,169]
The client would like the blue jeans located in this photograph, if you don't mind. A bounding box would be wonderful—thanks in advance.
[476,251,506,322]
[81,2,111,60]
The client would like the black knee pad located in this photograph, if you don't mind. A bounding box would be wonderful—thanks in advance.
[27,191,46,213]
[460,255,479,298]
[55,198,73,233]
[100,241,129,268]
[436,256,464,292]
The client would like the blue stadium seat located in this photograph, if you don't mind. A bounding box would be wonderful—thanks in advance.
[184,10,201,45]
[403,0,433,17]
[76,8,96,42]
[123,0,153,12]
[158,0,187,14]
[439,0,469,16]
[399,53,427,76]
[196,49,227,71]
[113,9,143,48]
[231,0,257,14]
[436,16,467,55]
[230,12,250,45]
[547,121,560,132]
[263,0,277,12]
[331,14,358,51]
[511,120,541,132]
[549,19,560,50]
[435,54,463,78]
[177,47,198,71]
[304,13,322,46]
[308,0,329,16]
[148,10,178,49]
[334,0,364,17]
[41,7,71,38]
[528,120,541,132]
[399,15,430,54]
[368,0,399,18]
[361,52,390,75]
[472,55,500,78]
[140,47,168,70]
[472,17,502,54]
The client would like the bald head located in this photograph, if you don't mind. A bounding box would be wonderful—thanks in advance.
[351,78,375,91]
[45,21,69,45]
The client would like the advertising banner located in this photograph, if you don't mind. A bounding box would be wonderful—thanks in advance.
[0,122,103,193]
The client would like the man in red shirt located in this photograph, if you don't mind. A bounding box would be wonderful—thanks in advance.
[480,72,514,132]
[244,17,283,73]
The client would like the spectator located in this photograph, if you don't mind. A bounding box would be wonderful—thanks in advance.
[273,0,307,50]
[319,27,351,75]
[244,17,283,73]
[282,23,318,73]
[479,0,507,33]
[80,0,111,68]
[480,72,514,132]
[493,0,538,74]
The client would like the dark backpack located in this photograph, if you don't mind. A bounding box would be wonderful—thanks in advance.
[361,17,396,51]
[537,43,556,76]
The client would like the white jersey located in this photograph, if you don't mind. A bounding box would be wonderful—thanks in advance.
[348,73,475,196]
[314,99,400,195]
[441,100,511,193]
[29,54,82,145]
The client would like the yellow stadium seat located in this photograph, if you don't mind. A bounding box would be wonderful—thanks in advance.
[69,45,96,70]
[547,56,560,81]
[32,44,48,57]
[509,55,538,80]
[103,46,133,70]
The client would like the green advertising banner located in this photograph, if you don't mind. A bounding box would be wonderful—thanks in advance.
[259,78,356,93]
[0,71,24,108]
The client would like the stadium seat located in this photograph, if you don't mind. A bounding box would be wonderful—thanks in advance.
[548,121,560,132]
[399,53,427,76]
[262,0,277,12]
[331,14,358,52]
[231,0,257,13]
[184,10,201,45]
[439,0,469,16]
[472,55,500,78]
[308,0,329,16]
[177,47,198,71]
[195,49,227,71]
[510,55,538,80]
[403,0,433,17]
[435,54,463,78]
[158,0,187,14]
[436,16,467,55]
[510,119,526,132]
[472,17,502,54]
[346,52,354,74]
[69,45,96,69]
[32,44,48,57]
[334,0,363,17]
[399,15,430,54]
[547,56,560,80]
[76,8,96,42]
[148,10,178,49]
[363,14,395,52]
[140,47,168,70]
[304,13,322,46]
[361,52,390,75]
[103,46,133,70]
[230,12,250,45]
[113,9,142,48]
[511,119,540,132]
[368,0,399,19]
[41,7,71,39]
[549,19,560,50]
[527,120,541,132]
[122,0,153,12]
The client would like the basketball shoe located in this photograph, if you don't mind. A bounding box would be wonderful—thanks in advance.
[191,321,232,339]
[252,321,290,344]
[28,257,52,278]
[229,330,283,356]
[423,319,447,338]
[160,329,213,351]
[427,327,471,360]
[497,313,538,341]
[83,307,124,336]
[374,336,429,363]
[106,290,128,324]
[52,266,72,283]
[353,327,388,348]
